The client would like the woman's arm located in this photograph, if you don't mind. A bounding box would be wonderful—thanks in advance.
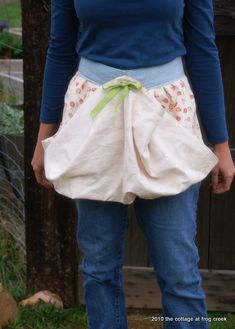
[183,0,235,193]
[40,0,80,123]
[32,0,80,188]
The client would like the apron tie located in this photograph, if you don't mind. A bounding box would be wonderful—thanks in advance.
[90,79,142,120]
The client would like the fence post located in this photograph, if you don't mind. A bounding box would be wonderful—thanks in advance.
[21,0,78,306]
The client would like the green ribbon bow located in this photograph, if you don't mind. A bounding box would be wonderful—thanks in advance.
[90,79,142,120]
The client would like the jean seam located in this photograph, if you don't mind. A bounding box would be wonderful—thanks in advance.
[114,218,128,329]
[114,266,121,329]
[114,250,123,329]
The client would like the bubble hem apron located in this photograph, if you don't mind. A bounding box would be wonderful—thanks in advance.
[42,56,218,204]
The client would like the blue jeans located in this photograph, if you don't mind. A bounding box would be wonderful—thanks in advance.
[74,182,210,329]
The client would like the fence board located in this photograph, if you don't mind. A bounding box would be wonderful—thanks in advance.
[216,36,235,147]
[214,0,235,35]
[78,267,235,312]
[209,150,235,270]
[124,205,149,266]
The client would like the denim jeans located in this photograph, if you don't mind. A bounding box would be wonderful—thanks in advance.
[74,181,210,329]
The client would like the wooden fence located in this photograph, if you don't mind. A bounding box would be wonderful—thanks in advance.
[23,0,235,311]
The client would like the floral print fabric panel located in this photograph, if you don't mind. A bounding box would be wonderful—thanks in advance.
[61,72,203,141]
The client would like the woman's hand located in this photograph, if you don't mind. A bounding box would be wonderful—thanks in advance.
[31,140,54,189]
[31,123,60,189]
[211,141,235,194]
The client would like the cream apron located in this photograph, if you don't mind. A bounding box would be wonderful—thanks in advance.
[42,58,218,204]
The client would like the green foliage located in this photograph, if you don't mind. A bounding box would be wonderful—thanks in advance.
[8,303,87,329]
[0,102,23,135]
[0,227,26,302]
[0,79,17,104]
[0,31,22,58]
[0,3,21,28]
[209,312,235,329]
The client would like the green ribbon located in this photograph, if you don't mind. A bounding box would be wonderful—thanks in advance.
[90,79,142,120]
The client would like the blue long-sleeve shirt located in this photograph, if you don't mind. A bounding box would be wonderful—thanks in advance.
[40,0,229,145]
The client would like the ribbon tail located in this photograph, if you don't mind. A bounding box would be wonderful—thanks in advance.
[114,86,129,110]
[90,87,121,120]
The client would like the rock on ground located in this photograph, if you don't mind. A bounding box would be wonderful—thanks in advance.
[0,283,18,328]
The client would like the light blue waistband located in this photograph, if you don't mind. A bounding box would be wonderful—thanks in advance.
[77,56,185,89]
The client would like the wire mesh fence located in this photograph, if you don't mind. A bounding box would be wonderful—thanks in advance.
[0,132,24,254]
[0,0,24,254]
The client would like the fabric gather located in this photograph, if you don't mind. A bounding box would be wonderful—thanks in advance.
[90,79,142,120]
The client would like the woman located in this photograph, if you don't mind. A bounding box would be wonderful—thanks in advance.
[31,0,235,328]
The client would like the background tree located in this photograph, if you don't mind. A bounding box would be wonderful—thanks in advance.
[21,0,78,306]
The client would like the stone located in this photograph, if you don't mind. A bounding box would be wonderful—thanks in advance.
[0,283,18,328]
[19,290,63,309]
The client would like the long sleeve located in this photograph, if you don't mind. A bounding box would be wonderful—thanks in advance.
[183,0,229,145]
[39,0,80,123]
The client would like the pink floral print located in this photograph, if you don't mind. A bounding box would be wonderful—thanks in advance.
[148,77,203,140]
[60,72,98,127]
[60,72,203,141]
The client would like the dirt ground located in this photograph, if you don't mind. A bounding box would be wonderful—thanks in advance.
[79,309,164,329]
[127,309,163,329]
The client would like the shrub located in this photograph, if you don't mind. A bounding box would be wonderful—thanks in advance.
[0,31,22,58]
[0,103,23,135]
